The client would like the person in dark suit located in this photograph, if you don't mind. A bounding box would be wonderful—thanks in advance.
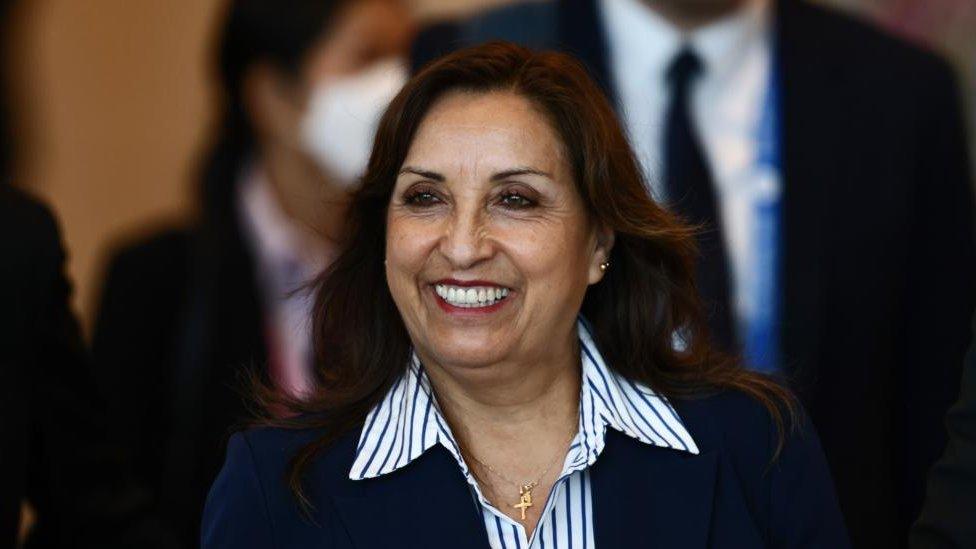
[0,184,182,549]
[2,1,177,546]
[91,0,413,546]
[202,42,848,549]
[0,185,89,547]
[410,1,976,546]
[911,314,976,548]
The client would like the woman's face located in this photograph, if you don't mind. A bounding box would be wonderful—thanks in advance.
[386,91,611,370]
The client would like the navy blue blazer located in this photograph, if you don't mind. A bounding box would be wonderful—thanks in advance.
[202,390,849,548]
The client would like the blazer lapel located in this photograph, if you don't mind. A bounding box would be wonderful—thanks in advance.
[332,446,491,549]
[774,0,846,389]
[591,431,718,548]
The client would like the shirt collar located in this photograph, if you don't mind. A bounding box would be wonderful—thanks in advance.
[601,0,769,86]
[237,163,329,295]
[692,0,770,82]
[348,319,699,482]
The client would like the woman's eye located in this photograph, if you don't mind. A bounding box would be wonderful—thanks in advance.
[498,192,534,209]
[404,190,441,206]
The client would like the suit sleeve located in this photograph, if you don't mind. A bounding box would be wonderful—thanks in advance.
[901,58,976,521]
[911,316,976,548]
[201,433,277,549]
[90,233,189,458]
[767,409,852,548]
[21,202,180,548]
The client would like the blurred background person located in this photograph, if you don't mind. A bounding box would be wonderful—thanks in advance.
[89,0,413,546]
[411,0,976,546]
[0,170,177,549]
[2,2,179,546]
[911,313,976,548]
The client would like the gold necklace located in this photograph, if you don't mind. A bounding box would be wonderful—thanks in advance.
[466,431,576,521]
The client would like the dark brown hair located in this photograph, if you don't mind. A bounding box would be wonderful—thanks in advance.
[255,41,796,504]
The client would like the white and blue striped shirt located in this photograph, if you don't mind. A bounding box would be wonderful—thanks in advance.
[349,320,699,548]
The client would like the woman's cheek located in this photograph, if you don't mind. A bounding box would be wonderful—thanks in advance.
[494,218,575,268]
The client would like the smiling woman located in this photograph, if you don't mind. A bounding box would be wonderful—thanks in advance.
[386,89,610,376]
[201,42,850,549]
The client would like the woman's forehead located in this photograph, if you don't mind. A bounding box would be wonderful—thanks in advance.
[404,91,568,177]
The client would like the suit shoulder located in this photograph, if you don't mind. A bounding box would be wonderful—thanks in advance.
[203,425,363,548]
[234,423,361,495]
[0,185,61,258]
[93,226,194,334]
[95,226,194,308]
[412,1,556,69]
[103,226,193,277]
[459,0,556,43]
[672,388,801,465]
[674,388,778,430]
[795,1,955,84]
[236,425,330,470]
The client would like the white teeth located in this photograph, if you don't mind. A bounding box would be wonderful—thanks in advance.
[433,284,512,308]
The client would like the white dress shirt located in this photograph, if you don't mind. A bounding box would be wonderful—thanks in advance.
[600,0,780,339]
[349,320,699,549]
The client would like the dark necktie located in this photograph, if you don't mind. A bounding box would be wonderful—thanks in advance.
[663,48,735,350]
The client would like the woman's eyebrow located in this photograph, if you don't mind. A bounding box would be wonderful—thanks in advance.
[490,168,553,181]
[398,166,444,181]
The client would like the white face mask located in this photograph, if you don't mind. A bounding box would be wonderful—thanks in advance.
[299,57,408,187]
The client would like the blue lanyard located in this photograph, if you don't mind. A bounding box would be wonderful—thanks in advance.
[741,56,782,373]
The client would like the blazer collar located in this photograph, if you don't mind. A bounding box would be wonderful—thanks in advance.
[590,430,723,548]
[333,445,492,548]
[332,429,720,549]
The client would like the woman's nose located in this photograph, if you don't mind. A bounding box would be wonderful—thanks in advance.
[437,206,493,270]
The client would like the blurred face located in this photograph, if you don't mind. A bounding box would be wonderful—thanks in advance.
[251,0,412,181]
[297,0,413,183]
[385,91,612,370]
[301,0,413,86]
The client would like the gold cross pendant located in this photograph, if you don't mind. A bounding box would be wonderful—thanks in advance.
[512,484,534,520]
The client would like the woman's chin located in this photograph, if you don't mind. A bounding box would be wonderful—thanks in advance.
[421,333,515,370]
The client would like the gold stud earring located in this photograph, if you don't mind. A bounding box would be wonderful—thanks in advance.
[599,261,610,272]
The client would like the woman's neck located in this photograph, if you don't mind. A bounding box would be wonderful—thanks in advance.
[260,144,350,247]
[421,336,582,477]
[421,335,581,536]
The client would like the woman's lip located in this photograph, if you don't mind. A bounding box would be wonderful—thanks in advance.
[431,285,512,315]
[432,278,510,288]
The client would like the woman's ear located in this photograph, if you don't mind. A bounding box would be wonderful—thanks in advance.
[588,224,615,284]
